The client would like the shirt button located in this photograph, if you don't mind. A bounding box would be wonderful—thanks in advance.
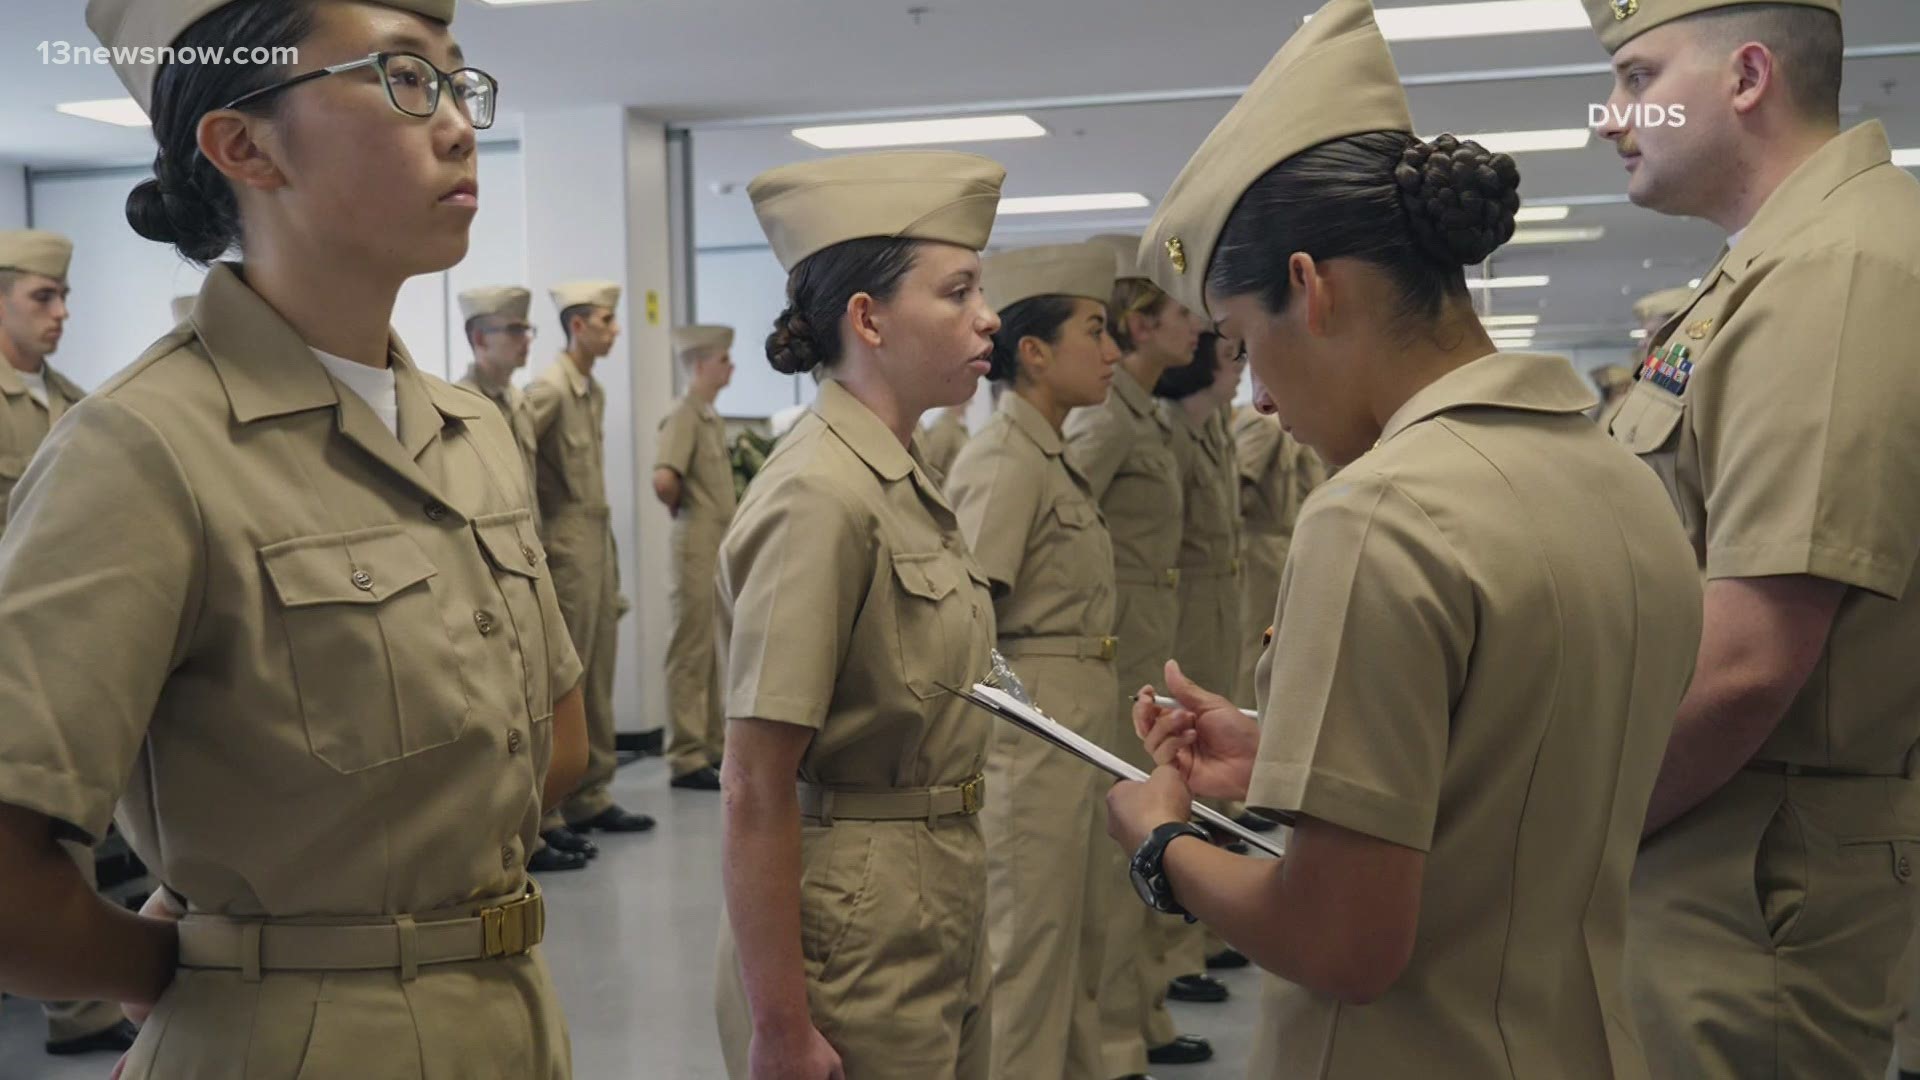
[501,846,516,870]
[521,544,538,564]
[1899,855,1913,882]
[424,501,448,522]
[475,610,496,636]
[507,729,524,754]
[351,569,374,591]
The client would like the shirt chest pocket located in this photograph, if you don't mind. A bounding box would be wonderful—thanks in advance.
[889,551,992,701]
[473,510,555,718]
[0,454,24,507]
[260,527,473,774]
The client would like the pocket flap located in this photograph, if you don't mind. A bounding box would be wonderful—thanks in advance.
[1049,499,1099,529]
[473,510,542,580]
[261,528,437,608]
[1609,382,1686,456]
[891,552,958,602]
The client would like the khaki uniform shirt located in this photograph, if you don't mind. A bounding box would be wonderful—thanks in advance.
[718,377,995,789]
[1609,122,1920,774]
[457,366,541,528]
[655,394,738,531]
[947,392,1115,645]
[0,263,582,1073]
[0,361,85,512]
[1163,400,1242,693]
[921,408,969,485]
[1065,368,1184,593]
[527,354,609,528]
[1247,353,1702,1079]
[1235,407,1325,546]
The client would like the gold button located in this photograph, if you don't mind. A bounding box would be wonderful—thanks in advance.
[1899,855,1913,882]
[501,846,516,870]
[521,544,538,564]
[424,502,448,522]
[351,569,374,591]
[507,729,524,754]
[475,610,496,636]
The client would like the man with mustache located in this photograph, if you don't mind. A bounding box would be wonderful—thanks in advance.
[1587,1,1920,1077]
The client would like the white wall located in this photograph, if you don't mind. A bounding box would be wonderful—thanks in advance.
[694,247,803,419]
[0,166,26,231]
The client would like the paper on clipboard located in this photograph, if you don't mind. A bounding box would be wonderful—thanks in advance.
[945,682,1286,859]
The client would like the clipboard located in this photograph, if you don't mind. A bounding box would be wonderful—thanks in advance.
[942,681,1286,859]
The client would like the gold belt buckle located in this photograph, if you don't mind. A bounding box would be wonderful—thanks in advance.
[959,775,985,815]
[480,886,542,959]
[1098,636,1117,662]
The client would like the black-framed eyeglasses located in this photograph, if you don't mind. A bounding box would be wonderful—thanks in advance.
[222,52,497,129]
[482,322,538,341]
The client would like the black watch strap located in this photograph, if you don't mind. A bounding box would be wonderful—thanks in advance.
[1132,821,1209,921]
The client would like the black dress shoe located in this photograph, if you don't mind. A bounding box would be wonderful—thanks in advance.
[526,846,589,873]
[46,1020,137,1056]
[1234,810,1281,833]
[1146,1035,1214,1065]
[542,827,598,859]
[669,765,723,791]
[1899,1072,1920,1080]
[1206,947,1250,970]
[572,805,656,833]
[1167,973,1230,1003]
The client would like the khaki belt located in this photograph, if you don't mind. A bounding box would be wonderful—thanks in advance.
[1115,566,1180,589]
[1000,635,1118,663]
[798,775,985,825]
[1745,760,1908,781]
[1178,559,1242,581]
[176,882,545,981]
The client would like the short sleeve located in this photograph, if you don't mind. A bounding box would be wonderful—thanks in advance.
[719,471,871,730]
[655,402,697,476]
[946,435,1041,593]
[1064,402,1127,501]
[0,397,202,843]
[1698,249,1920,598]
[1246,473,1472,852]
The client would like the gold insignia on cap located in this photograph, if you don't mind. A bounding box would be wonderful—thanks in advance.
[1686,318,1713,340]
[1166,237,1188,275]
[1612,0,1637,19]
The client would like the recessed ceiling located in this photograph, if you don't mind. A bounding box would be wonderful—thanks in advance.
[2,0,1914,352]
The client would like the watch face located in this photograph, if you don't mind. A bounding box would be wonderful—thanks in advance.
[1130,864,1159,909]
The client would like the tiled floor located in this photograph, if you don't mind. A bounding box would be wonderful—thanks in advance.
[1,757,1263,1079]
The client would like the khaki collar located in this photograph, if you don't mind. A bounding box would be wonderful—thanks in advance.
[1110,365,1156,421]
[193,263,483,451]
[462,365,522,407]
[1378,353,1598,446]
[1722,122,1893,284]
[560,352,593,398]
[1000,391,1064,458]
[0,362,24,399]
[815,378,915,482]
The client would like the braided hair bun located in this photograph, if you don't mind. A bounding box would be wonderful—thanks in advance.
[766,307,824,375]
[1394,134,1522,266]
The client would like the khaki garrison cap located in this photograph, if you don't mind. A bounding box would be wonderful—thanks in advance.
[458,286,532,323]
[1141,0,1413,319]
[1632,286,1696,326]
[0,231,74,281]
[549,281,621,313]
[747,151,1006,272]
[983,244,1117,313]
[1584,0,1840,54]
[85,0,456,113]
[672,325,735,358]
[1085,234,1150,282]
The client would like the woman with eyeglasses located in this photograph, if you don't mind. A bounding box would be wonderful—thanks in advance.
[0,2,588,1078]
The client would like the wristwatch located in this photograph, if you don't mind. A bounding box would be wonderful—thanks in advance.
[1130,821,1209,921]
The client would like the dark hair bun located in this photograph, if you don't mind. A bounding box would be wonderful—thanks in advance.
[766,307,823,375]
[1395,134,1521,266]
[126,172,232,264]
